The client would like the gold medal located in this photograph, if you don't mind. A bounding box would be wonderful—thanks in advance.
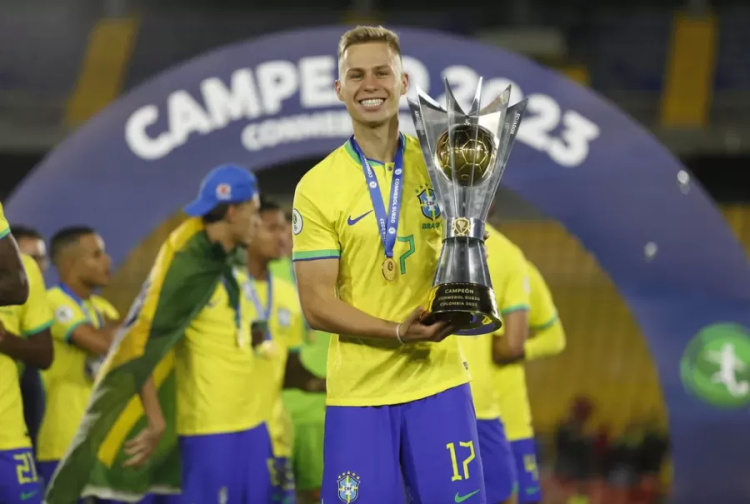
[257,340,278,359]
[382,257,397,282]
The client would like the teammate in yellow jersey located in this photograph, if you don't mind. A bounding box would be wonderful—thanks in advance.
[37,226,119,492]
[0,251,54,503]
[246,197,323,504]
[12,226,50,455]
[127,165,281,503]
[459,224,530,504]
[293,25,486,504]
[496,259,566,504]
[0,203,30,306]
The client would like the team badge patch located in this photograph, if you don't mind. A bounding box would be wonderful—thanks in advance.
[337,471,361,503]
[416,187,441,220]
[55,305,74,324]
[292,208,303,235]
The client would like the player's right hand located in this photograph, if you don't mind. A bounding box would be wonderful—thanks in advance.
[122,420,165,468]
[398,306,457,343]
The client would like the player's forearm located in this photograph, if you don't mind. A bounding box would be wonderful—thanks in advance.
[492,311,529,364]
[302,294,398,341]
[72,324,117,357]
[0,238,28,305]
[283,352,326,392]
[524,321,566,361]
[0,331,53,369]
[139,376,166,432]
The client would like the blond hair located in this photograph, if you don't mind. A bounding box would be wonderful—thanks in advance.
[337,25,402,75]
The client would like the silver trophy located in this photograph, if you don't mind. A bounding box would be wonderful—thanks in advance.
[408,78,528,335]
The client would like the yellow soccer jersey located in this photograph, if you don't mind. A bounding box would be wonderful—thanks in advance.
[460,226,530,420]
[174,266,263,436]
[0,255,52,450]
[0,202,9,239]
[37,287,118,461]
[497,260,563,441]
[292,134,469,407]
[246,274,304,457]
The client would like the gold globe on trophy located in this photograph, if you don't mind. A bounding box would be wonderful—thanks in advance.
[435,124,495,186]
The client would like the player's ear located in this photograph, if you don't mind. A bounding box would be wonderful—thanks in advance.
[335,79,343,102]
[400,70,409,97]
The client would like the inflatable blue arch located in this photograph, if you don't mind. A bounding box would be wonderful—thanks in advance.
[7,26,750,502]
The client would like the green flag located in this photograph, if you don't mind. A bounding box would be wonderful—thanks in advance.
[45,218,243,503]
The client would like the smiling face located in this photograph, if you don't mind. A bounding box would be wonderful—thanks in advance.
[335,40,409,129]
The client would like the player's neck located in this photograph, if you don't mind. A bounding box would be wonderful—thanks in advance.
[246,253,269,280]
[204,222,236,253]
[61,276,92,300]
[352,116,400,163]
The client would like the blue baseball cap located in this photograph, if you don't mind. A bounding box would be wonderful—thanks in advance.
[184,164,259,217]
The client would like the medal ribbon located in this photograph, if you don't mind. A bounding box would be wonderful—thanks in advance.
[246,273,273,342]
[350,134,406,260]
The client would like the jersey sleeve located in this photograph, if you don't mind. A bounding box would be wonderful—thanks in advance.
[48,291,88,343]
[93,296,120,322]
[0,202,9,239]
[524,260,566,360]
[291,175,340,262]
[19,255,52,336]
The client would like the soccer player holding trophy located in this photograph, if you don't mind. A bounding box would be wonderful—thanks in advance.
[292,25,526,504]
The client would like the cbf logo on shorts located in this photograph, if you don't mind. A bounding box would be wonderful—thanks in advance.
[680,323,750,409]
[337,471,360,503]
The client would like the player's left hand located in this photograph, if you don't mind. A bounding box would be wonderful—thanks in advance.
[483,230,490,260]
[122,421,165,468]
[305,377,326,393]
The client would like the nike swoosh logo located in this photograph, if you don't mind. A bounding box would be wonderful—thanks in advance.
[526,487,541,495]
[21,491,38,500]
[347,210,373,226]
[454,489,480,503]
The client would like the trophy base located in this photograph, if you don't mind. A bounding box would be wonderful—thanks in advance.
[422,283,502,336]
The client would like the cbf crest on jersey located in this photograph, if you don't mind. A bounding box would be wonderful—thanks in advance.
[337,471,360,503]
[416,185,441,220]
[277,307,291,327]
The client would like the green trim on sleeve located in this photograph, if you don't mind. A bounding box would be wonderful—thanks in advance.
[292,249,341,261]
[531,313,559,332]
[63,321,87,343]
[21,320,53,337]
[500,304,530,316]
[0,226,9,240]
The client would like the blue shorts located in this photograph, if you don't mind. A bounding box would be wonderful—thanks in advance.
[1,448,43,504]
[271,456,296,504]
[510,438,542,503]
[476,419,517,502]
[179,423,274,503]
[322,383,486,504]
